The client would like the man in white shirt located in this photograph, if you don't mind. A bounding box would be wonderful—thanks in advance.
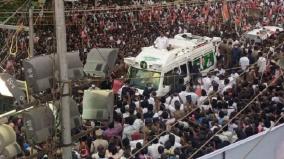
[222,78,233,95]
[168,101,184,113]
[186,87,199,105]
[179,85,190,104]
[148,139,162,159]
[159,133,181,145]
[239,54,250,71]
[202,74,212,93]
[154,32,169,50]
[166,93,181,106]
[257,52,267,73]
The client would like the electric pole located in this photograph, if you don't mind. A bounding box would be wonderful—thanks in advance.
[29,8,34,57]
[54,0,72,158]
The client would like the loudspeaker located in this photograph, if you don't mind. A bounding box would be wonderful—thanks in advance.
[65,52,85,80]
[0,95,14,114]
[0,124,16,152]
[84,48,118,77]
[23,52,84,93]
[23,106,55,144]
[82,89,114,121]
[23,55,54,93]
[0,73,26,104]
[2,142,22,158]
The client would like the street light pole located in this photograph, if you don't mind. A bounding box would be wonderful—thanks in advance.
[29,8,34,57]
[54,0,72,158]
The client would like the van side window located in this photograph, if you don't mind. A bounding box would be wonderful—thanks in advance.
[193,57,202,70]
[163,71,173,85]
[188,61,193,73]
[180,64,187,77]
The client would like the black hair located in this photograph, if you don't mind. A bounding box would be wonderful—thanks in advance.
[201,89,207,96]
[108,143,118,154]
[168,134,176,146]
[158,146,164,154]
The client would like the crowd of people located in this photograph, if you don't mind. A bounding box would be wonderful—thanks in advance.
[65,34,284,159]
[1,0,284,159]
[2,0,284,75]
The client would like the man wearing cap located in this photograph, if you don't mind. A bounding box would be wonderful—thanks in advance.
[90,129,109,154]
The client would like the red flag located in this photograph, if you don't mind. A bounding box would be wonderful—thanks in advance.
[222,0,230,22]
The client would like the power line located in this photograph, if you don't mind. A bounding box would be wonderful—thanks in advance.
[1,0,30,25]
[0,0,236,14]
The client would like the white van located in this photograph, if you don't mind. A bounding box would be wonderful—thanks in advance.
[243,26,283,43]
[124,33,221,96]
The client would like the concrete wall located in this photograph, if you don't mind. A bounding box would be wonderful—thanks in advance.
[198,124,284,159]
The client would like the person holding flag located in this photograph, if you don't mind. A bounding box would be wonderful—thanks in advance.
[222,0,230,22]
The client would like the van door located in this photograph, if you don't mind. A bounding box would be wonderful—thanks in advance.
[192,50,215,73]
[162,70,173,95]
[180,63,189,84]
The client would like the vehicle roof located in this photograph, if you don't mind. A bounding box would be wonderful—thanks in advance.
[126,33,217,71]
[246,26,283,36]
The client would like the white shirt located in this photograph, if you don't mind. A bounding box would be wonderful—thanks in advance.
[133,119,144,131]
[214,68,225,76]
[218,80,225,92]
[229,73,239,85]
[202,76,212,92]
[159,134,181,145]
[239,56,250,71]
[222,84,233,94]
[272,97,281,103]
[257,57,267,73]
[211,75,220,84]
[154,36,169,49]
[197,96,208,106]
[179,91,189,104]
[122,124,136,139]
[148,143,162,159]
[187,92,199,105]
[168,104,185,113]
[166,96,180,106]
[130,140,143,150]
[148,97,155,105]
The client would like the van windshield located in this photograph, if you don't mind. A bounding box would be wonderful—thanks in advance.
[128,67,161,90]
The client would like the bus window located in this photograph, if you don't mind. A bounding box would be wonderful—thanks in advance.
[180,64,187,77]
